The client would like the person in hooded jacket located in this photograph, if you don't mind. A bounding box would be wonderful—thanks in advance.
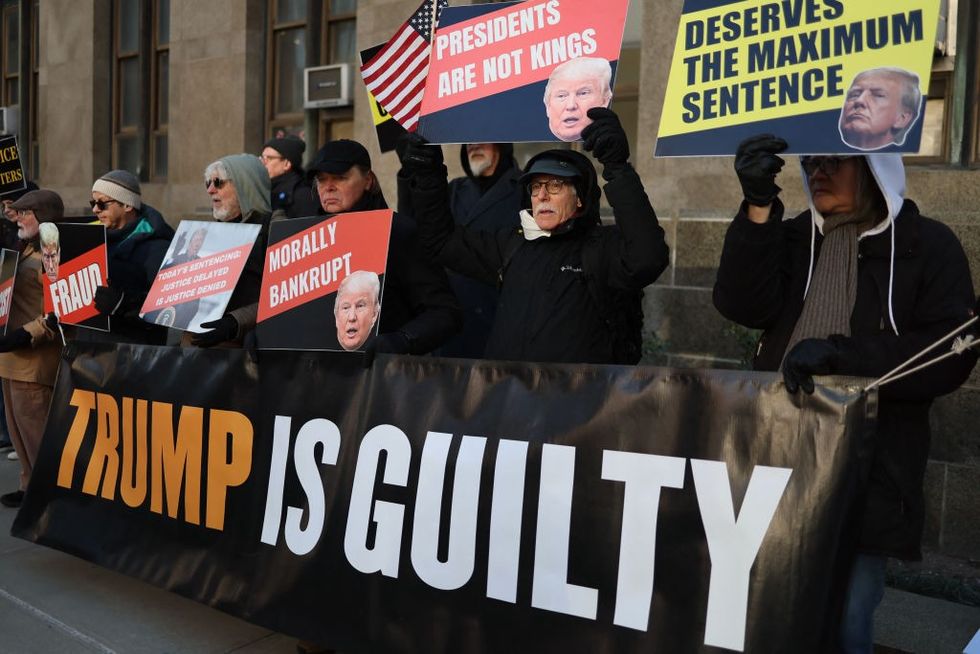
[713,135,978,654]
[261,135,321,219]
[191,154,273,347]
[397,142,521,358]
[403,107,669,364]
[90,170,175,344]
[305,139,461,355]
[0,190,66,508]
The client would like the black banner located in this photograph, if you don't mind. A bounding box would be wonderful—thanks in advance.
[13,344,875,653]
[0,134,25,196]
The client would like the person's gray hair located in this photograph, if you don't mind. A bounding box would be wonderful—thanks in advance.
[39,222,60,249]
[543,57,613,104]
[856,67,922,143]
[334,270,381,314]
[204,160,229,183]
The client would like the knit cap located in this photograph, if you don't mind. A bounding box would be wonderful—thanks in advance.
[264,136,306,172]
[92,169,142,209]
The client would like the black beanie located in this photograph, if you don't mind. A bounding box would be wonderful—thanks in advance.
[264,136,306,172]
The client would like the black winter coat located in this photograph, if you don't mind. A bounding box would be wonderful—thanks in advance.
[398,154,522,358]
[84,204,174,345]
[714,199,977,559]
[411,150,669,364]
[270,170,321,220]
[341,192,462,355]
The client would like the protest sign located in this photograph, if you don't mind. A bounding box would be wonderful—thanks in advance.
[0,248,18,335]
[15,342,875,653]
[656,0,940,156]
[256,210,393,351]
[41,223,109,331]
[417,0,630,143]
[0,135,26,196]
[140,220,261,332]
[360,44,410,152]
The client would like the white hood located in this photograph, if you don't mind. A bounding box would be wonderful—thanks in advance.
[798,154,907,334]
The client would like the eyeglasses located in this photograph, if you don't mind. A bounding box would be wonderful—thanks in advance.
[89,199,121,211]
[205,177,229,190]
[259,154,284,163]
[527,179,570,196]
[800,156,854,178]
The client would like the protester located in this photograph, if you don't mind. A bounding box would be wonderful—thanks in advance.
[89,170,174,344]
[543,57,613,142]
[403,107,669,364]
[306,139,461,355]
[0,190,64,508]
[191,154,272,347]
[839,67,921,151]
[713,135,978,653]
[398,142,521,358]
[261,135,321,219]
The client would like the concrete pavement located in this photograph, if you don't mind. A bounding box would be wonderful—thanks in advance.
[0,450,977,653]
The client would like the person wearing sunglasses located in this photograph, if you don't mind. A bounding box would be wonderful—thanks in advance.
[715,135,977,653]
[88,169,174,345]
[261,135,320,220]
[402,107,669,364]
[190,154,272,348]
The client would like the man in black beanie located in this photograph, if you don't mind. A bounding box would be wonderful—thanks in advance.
[261,136,321,219]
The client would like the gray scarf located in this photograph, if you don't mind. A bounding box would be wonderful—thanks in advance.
[782,213,873,363]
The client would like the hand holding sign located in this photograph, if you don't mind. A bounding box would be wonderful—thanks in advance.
[398,134,445,176]
[734,134,788,209]
[582,107,630,181]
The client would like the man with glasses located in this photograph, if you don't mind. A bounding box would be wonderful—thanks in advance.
[715,135,977,653]
[260,135,320,219]
[89,169,174,344]
[191,154,272,348]
[403,107,669,363]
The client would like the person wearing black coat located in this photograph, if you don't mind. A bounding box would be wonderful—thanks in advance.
[89,169,175,345]
[714,136,977,653]
[307,139,461,355]
[402,108,669,364]
[261,136,322,219]
[398,142,521,358]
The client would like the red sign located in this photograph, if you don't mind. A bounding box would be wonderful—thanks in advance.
[143,243,255,312]
[43,245,107,325]
[257,210,393,322]
[0,277,13,329]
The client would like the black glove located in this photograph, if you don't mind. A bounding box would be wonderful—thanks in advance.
[782,337,848,394]
[0,327,31,353]
[582,108,631,180]
[397,133,444,176]
[734,134,788,206]
[360,332,411,368]
[44,312,59,332]
[94,285,125,315]
[191,314,239,348]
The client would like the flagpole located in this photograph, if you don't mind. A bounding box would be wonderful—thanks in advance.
[429,0,437,41]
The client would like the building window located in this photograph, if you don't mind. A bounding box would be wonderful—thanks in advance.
[267,0,309,138]
[2,2,18,106]
[150,0,169,179]
[323,0,356,66]
[29,0,38,179]
[112,0,168,179]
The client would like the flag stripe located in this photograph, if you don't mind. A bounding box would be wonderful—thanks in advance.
[364,36,425,94]
[361,24,416,78]
[371,48,429,104]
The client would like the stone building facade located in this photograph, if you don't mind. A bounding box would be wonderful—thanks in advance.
[5,1,977,556]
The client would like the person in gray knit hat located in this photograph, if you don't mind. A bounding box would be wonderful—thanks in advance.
[0,189,65,508]
[191,154,273,348]
[89,169,174,345]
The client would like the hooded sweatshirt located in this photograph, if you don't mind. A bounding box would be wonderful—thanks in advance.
[713,155,977,559]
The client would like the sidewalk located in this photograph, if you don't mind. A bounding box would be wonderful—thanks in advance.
[0,453,977,653]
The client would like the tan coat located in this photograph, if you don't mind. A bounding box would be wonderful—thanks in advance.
[0,244,62,385]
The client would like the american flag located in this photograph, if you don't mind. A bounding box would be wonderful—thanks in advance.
[360,0,448,132]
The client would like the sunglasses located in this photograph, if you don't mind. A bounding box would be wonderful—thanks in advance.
[800,156,854,178]
[89,199,121,211]
[205,177,229,190]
